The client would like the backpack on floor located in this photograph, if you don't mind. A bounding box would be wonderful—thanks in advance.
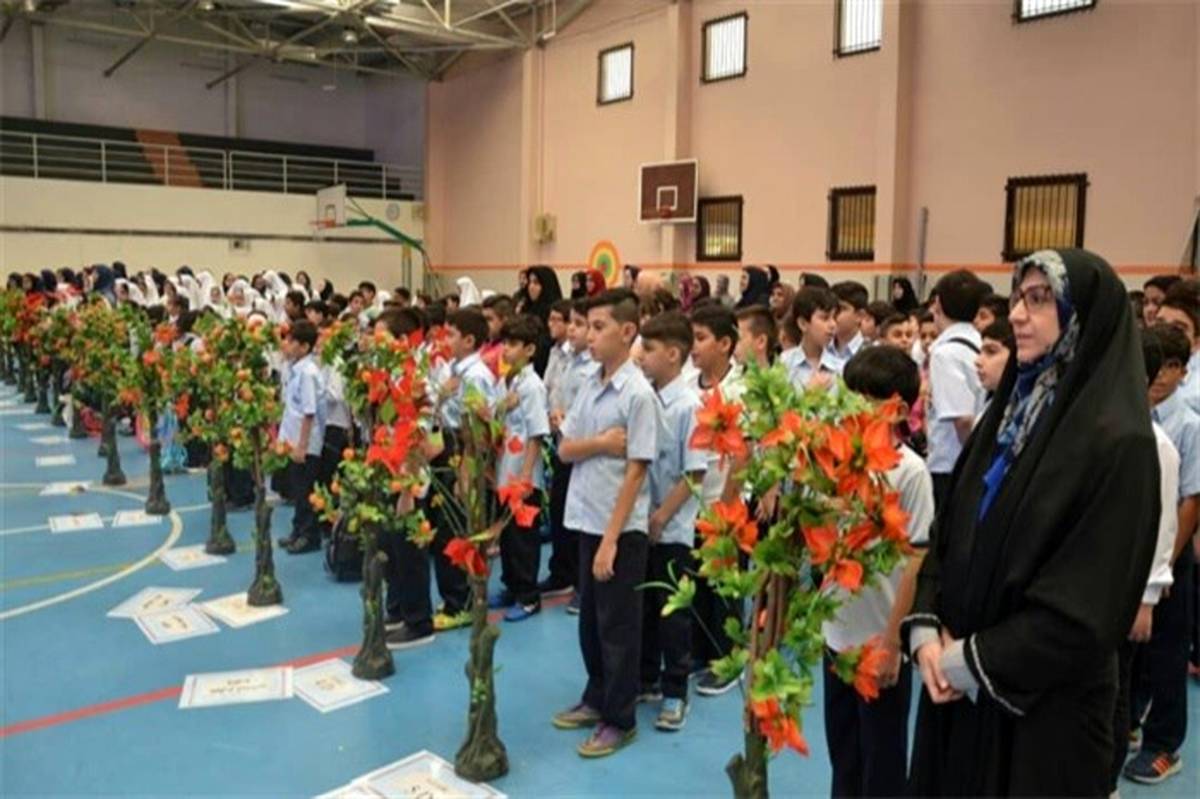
[324,515,363,583]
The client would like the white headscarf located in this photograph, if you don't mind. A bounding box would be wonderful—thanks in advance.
[456,277,482,307]
[178,274,202,310]
[141,274,161,306]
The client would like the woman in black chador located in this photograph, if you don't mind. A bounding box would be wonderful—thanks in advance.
[906,248,1159,796]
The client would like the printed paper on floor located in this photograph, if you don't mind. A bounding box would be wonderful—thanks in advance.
[293,659,388,714]
[108,586,203,619]
[178,667,293,709]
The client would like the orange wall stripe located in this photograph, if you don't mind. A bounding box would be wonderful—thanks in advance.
[430,262,1192,277]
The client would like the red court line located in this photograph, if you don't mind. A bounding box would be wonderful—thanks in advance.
[0,597,570,738]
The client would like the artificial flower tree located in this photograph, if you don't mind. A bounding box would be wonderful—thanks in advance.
[71,300,133,485]
[672,364,911,799]
[118,310,181,515]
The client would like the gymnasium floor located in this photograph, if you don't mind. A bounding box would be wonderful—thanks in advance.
[1,386,1197,798]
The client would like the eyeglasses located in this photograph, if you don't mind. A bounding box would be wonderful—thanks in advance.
[1010,284,1056,312]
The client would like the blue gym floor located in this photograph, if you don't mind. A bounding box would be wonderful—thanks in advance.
[2,386,1198,798]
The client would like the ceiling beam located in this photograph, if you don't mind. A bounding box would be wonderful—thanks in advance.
[103,1,199,78]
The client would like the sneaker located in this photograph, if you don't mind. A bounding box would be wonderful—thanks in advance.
[285,536,320,554]
[1123,751,1182,785]
[695,669,739,697]
[503,602,541,622]
[385,623,435,650]
[655,698,688,731]
[577,723,636,758]
[433,610,472,631]
[565,593,580,615]
[1129,728,1142,755]
[551,702,602,730]
[636,684,663,704]
[537,579,574,598]
[385,615,407,631]
[276,534,298,547]
[488,590,515,610]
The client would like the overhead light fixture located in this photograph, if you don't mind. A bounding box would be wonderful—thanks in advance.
[341,28,359,45]
[198,0,215,11]
[24,0,38,13]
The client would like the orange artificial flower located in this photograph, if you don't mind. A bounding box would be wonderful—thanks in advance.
[751,698,809,756]
[862,419,901,473]
[690,388,748,461]
[141,350,160,367]
[174,394,190,420]
[814,426,852,482]
[880,491,909,545]
[802,524,838,566]
[828,558,864,592]
[697,500,758,554]
[760,410,806,449]
[362,368,390,405]
[497,478,533,507]
[510,501,540,528]
[506,435,525,455]
[844,520,878,552]
[365,419,418,477]
[444,537,488,577]
[852,636,889,702]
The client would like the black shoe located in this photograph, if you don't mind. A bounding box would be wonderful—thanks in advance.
[695,668,739,697]
[385,615,407,631]
[286,536,320,554]
[277,534,298,547]
[386,623,436,650]
[537,578,574,598]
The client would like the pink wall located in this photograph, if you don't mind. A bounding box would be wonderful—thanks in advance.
[425,0,1199,293]
[905,0,1198,267]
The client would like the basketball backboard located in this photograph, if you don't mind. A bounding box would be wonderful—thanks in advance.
[638,159,698,224]
[314,184,347,232]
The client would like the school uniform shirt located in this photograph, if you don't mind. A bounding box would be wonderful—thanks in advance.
[1151,388,1200,501]
[1181,350,1200,416]
[542,341,571,410]
[497,364,551,491]
[827,331,864,366]
[553,347,597,417]
[562,358,659,536]
[650,375,707,547]
[322,364,352,431]
[279,353,326,458]
[778,346,803,377]
[439,351,500,431]
[691,362,745,504]
[786,348,843,393]
[1145,423,1180,605]
[926,322,986,475]
[824,444,934,653]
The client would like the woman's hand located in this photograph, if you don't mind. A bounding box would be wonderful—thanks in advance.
[916,634,963,704]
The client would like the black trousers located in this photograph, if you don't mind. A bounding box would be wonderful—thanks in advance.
[823,651,911,798]
[931,473,953,513]
[288,455,321,541]
[692,539,744,671]
[641,542,693,699]
[1112,641,1135,791]
[318,425,348,537]
[500,489,545,606]
[225,462,255,507]
[545,453,577,589]
[578,531,648,731]
[1134,544,1195,754]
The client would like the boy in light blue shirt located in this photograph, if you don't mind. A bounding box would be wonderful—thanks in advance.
[542,300,597,606]
[637,312,706,733]
[278,320,326,554]
[490,315,551,622]
[789,286,844,390]
[552,289,658,759]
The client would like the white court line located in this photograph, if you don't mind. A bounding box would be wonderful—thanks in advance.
[0,503,208,538]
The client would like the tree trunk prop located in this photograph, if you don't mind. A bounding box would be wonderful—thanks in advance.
[101,404,126,486]
[21,354,36,403]
[454,576,509,782]
[68,394,88,439]
[51,366,66,426]
[34,370,50,414]
[726,729,770,799]
[352,531,395,680]
[144,413,171,515]
[205,458,236,555]
[247,443,283,606]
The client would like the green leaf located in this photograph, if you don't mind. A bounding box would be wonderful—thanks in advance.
[661,575,696,617]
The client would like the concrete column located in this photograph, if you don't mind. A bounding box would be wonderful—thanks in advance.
[659,0,693,270]
[518,46,544,266]
[873,0,914,268]
[30,22,46,119]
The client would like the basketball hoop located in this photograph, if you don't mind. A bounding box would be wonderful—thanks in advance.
[309,218,337,240]
[657,206,674,221]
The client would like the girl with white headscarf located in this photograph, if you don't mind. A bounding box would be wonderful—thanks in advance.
[456,277,483,307]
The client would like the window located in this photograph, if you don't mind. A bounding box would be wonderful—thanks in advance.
[1002,173,1088,261]
[697,196,744,261]
[1015,0,1097,22]
[702,12,747,83]
[836,0,882,56]
[827,186,876,261]
[597,43,634,105]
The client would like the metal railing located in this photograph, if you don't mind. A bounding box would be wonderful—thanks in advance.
[0,129,422,200]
